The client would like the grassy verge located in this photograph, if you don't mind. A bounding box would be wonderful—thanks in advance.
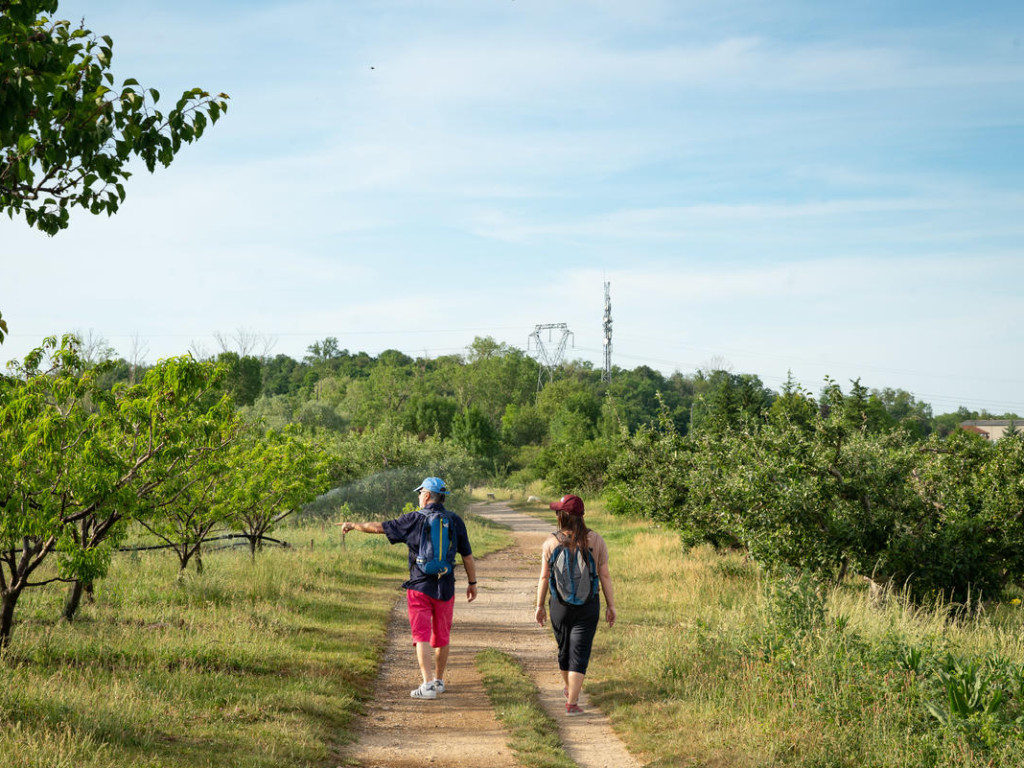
[548,503,1024,768]
[476,649,576,768]
[0,514,510,768]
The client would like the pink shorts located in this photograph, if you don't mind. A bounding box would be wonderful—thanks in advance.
[406,590,455,648]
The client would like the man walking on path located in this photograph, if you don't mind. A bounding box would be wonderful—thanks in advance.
[337,477,477,699]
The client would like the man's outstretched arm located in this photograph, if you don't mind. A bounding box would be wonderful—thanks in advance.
[337,521,385,534]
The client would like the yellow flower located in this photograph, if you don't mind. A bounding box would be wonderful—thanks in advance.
[1011,598,1022,606]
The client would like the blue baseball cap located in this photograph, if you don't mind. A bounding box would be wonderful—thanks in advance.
[414,477,449,495]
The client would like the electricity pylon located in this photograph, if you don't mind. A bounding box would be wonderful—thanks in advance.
[528,323,573,391]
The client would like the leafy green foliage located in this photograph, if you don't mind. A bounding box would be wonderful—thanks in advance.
[221,426,333,555]
[457,337,539,424]
[924,656,1010,727]
[610,377,1024,603]
[534,436,617,497]
[402,393,458,438]
[689,369,775,435]
[605,364,692,433]
[135,441,235,574]
[452,404,501,468]
[319,421,476,518]
[606,401,692,524]
[757,570,828,663]
[886,430,1024,602]
[296,398,346,433]
[9,319,1015,612]
[1,1,228,234]
[0,336,240,641]
[217,351,262,407]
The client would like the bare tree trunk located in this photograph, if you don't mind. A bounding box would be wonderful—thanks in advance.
[63,580,85,622]
[1,590,20,650]
[63,520,97,621]
[835,556,849,585]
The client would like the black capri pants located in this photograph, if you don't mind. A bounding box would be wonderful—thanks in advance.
[549,595,600,674]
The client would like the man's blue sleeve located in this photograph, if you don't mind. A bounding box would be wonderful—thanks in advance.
[382,511,419,545]
[454,515,473,557]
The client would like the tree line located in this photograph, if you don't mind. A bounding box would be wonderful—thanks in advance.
[236,335,1021,604]
[3,330,1019,650]
[80,333,1011,485]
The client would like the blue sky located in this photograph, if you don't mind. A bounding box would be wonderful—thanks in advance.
[3,0,1023,415]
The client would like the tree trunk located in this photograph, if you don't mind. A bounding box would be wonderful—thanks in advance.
[63,580,85,622]
[836,556,849,585]
[1,590,20,650]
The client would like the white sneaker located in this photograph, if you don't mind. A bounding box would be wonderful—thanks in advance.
[431,679,445,694]
[411,681,437,699]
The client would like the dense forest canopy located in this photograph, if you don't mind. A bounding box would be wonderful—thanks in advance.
[75,333,1012,444]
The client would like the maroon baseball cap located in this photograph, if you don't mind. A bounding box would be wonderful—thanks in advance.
[550,494,585,516]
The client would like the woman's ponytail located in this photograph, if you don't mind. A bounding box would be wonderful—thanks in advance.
[556,509,590,553]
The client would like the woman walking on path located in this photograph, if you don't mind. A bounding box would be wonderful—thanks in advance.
[534,494,616,716]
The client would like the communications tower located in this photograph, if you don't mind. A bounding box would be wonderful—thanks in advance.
[528,323,573,391]
[602,281,612,383]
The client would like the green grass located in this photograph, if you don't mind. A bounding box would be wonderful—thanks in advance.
[476,649,577,768]
[20,490,1024,768]
[548,503,1024,768]
[0,513,510,768]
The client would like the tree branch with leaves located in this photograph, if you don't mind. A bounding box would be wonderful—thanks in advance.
[223,427,332,557]
[1,0,228,234]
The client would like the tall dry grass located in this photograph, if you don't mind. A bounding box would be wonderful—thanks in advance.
[549,503,1024,768]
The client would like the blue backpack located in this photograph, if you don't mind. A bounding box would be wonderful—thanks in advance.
[415,508,457,577]
[548,533,599,606]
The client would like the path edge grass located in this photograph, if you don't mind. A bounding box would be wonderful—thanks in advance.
[476,648,577,768]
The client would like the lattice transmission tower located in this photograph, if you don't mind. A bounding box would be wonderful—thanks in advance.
[528,323,574,391]
[602,281,613,383]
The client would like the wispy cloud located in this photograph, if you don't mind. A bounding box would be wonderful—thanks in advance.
[4,0,1023,413]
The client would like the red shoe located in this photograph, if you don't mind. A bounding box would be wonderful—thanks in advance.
[566,703,584,716]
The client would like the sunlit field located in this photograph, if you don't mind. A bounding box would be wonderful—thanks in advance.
[0,515,509,768]
[508,496,1024,768]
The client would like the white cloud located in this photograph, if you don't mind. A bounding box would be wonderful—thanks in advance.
[5,0,1024,416]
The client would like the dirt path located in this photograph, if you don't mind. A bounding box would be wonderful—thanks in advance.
[341,501,644,768]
